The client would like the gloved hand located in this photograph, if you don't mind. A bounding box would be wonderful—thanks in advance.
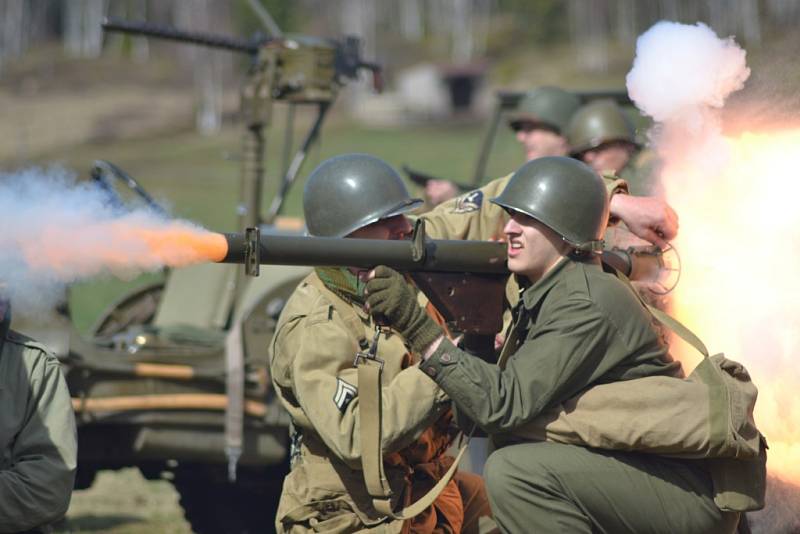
[365,266,443,354]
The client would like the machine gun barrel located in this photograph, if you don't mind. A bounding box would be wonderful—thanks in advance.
[219,231,509,274]
[102,17,261,55]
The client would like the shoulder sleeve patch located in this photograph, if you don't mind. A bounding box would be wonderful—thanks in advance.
[451,190,483,214]
[333,378,358,413]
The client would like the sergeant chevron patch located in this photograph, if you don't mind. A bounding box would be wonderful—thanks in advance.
[333,378,358,412]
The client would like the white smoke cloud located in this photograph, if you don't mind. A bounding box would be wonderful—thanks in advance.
[0,167,213,317]
[626,21,750,127]
[626,21,800,529]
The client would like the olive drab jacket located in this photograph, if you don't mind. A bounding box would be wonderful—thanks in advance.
[419,257,683,437]
[270,273,454,532]
[0,328,77,533]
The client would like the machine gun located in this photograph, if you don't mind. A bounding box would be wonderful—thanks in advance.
[102,17,382,229]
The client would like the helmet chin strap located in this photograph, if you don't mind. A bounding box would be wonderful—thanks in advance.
[566,237,606,254]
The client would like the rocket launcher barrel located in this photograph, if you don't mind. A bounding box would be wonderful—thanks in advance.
[218,229,508,275]
[216,225,650,280]
[218,223,508,336]
[213,223,671,338]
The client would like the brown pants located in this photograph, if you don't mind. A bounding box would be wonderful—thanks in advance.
[406,470,493,534]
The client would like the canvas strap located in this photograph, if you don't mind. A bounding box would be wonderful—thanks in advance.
[308,274,467,520]
[612,270,709,358]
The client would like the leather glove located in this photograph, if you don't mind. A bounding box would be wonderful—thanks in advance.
[365,266,443,354]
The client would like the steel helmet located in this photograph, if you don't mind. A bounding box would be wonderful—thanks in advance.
[567,99,639,155]
[303,153,422,237]
[491,156,609,252]
[507,87,582,135]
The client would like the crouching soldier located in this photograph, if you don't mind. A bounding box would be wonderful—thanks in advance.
[366,157,745,534]
[270,154,492,533]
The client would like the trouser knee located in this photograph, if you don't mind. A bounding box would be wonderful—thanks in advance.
[483,447,522,507]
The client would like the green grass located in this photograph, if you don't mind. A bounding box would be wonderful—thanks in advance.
[30,118,523,332]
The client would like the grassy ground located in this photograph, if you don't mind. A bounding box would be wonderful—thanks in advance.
[55,468,191,534]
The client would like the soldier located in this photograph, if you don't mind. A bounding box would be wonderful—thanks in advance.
[365,157,740,534]
[422,91,676,248]
[425,87,579,206]
[566,98,662,196]
[566,98,639,175]
[0,297,77,533]
[270,154,492,533]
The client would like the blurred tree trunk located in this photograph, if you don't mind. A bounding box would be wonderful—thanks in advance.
[705,0,760,44]
[400,0,423,41]
[613,0,637,45]
[451,0,474,63]
[569,0,609,73]
[105,0,150,62]
[173,0,232,135]
[0,0,27,75]
[63,0,107,58]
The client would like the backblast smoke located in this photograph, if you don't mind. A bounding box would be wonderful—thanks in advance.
[0,167,227,316]
[628,20,800,531]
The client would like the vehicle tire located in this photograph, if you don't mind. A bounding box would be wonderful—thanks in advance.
[90,282,165,337]
[172,462,286,534]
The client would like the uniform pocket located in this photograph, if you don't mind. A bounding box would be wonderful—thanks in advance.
[281,496,362,532]
[277,463,394,532]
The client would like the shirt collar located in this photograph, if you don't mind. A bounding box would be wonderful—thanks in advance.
[522,256,584,310]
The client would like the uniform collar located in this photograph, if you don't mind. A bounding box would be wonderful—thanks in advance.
[521,255,604,311]
[520,257,572,311]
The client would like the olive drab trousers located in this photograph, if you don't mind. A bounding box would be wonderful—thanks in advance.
[483,442,740,534]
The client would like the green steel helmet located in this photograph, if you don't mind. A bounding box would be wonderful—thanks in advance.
[303,153,422,237]
[567,99,639,155]
[490,156,609,252]
[507,87,582,134]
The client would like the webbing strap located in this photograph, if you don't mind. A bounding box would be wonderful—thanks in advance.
[308,273,466,519]
[496,313,523,370]
[613,270,709,358]
[360,359,468,519]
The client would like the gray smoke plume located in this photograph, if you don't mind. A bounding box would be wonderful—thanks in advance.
[0,167,213,317]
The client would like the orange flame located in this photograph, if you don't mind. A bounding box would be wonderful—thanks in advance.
[663,127,800,485]
[21,216,228,279]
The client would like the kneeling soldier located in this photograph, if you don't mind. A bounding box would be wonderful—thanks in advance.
[270,154,492,533]
[366,157,740,534]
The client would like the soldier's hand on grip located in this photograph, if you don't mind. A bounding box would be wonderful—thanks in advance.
[365,266,443,354]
